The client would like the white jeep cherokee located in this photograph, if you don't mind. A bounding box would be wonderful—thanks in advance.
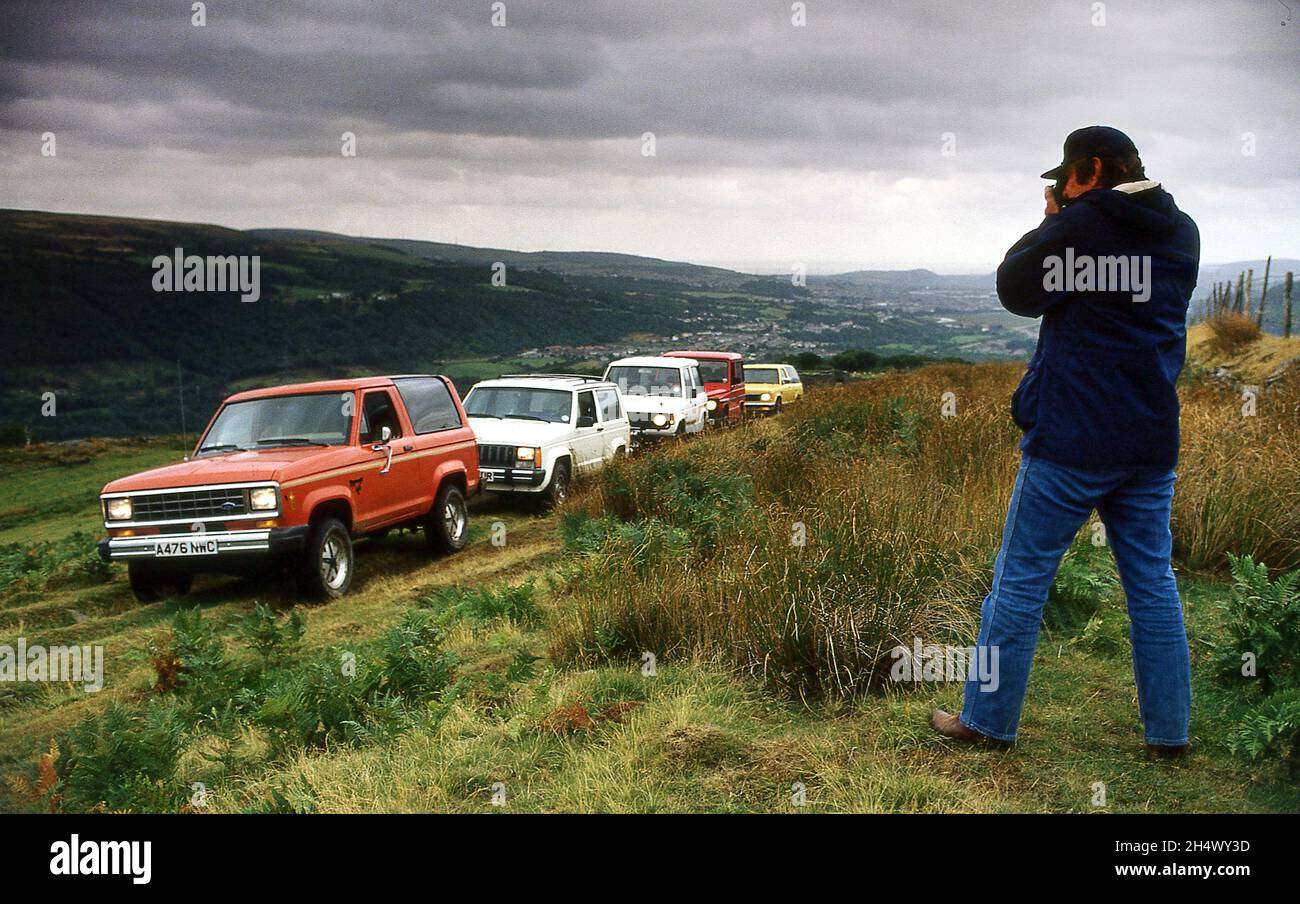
[463,374,631,506]
[603,356,709,439]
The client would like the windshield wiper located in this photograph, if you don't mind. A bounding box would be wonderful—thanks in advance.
[468,413,503,419]
[504,414,549,422]
[197,443,243,453]
[255,437,329,447]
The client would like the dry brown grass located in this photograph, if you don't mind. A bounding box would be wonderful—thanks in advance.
[1174,376,1300,572]
[553,364,1021,698]
[1187,321,1300,386]
[1204,312,1262,355]
[552,360,1300,699]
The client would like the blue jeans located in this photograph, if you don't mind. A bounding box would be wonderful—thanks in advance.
[960,453,1191,745]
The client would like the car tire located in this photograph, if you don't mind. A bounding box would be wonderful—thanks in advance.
[774,398,783,416]
[299,517,354,600]
[128,562,165,603]
[543,460,571,511]
[427,483,469,553]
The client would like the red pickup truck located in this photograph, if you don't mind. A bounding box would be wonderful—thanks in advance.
[98,375,479,601]
[664,350,746,426]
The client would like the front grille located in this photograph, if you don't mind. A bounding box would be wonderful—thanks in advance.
[478,444,516,467]
[129,487,249,522]
[629,414,654,428]
[745,393,765,402]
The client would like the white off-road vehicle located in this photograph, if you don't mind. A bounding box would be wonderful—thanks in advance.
[603,356,709,439]
[463,374,631,506]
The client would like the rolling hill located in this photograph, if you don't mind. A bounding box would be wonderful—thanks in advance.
[0,209,1035,440]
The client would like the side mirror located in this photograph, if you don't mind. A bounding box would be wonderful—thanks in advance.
[577,415,596,429]
[379,425,393,444]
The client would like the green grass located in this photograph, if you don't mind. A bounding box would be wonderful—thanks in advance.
[0,439,184,544]
[437,357,577,384]
[0,377,1295,812]
[202,575,1298,812]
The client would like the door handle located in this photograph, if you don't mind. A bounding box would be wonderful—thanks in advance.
[596,427,604,432]
[403,444,413,452]
[372,443,394,474]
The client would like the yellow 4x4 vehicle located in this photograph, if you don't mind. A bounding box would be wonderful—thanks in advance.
[744,364,803,414]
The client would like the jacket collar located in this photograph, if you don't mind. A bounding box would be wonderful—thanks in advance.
[1112,179,1161,194]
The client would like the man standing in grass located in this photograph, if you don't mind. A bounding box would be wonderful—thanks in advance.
[931,127,1201,757]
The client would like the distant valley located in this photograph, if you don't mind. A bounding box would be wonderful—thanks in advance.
[1,209,1276,440]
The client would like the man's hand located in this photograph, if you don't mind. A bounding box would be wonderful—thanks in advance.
[1043,185,1062,216]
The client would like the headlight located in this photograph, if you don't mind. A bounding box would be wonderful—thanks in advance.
[706,399,718,411]
[517,446,536,461]
[652,413,669,427]
[761,392,772,401]
[248,486,278,511]
[105,497,132,521]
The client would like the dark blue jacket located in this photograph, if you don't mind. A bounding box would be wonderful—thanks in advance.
[998,184,1199,470]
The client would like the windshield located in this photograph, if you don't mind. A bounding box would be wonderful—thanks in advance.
[746,368,781,384]
[464,386,573,424]
[696,360,730,384]
[198,392,353,452]
[606,366,685,399]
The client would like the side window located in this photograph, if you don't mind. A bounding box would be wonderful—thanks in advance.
[787,367,800,383]
[689,367,703,395]
[733,362,745,385]
[596,388,622,422]
[359,390,402,444]
[394,377,461,434]
[577,391,598,424]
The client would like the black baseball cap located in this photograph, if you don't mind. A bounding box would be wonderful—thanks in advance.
[1040,126,1139,179]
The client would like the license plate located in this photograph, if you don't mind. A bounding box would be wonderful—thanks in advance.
[155,538,218,557]
[482,471,496,482]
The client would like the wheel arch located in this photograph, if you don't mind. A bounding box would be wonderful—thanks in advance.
[307,496,353,532]
[431,460,469,502]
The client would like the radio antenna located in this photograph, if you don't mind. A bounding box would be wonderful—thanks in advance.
[177,359,187,453]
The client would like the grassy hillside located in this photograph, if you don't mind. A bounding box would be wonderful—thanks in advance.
[0,209,1036,443]
[2,356,1296,813]
[1187,320,1300,384]
[0,210,694,440]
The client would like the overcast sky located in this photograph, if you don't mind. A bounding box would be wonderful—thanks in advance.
[2,0,1296,272]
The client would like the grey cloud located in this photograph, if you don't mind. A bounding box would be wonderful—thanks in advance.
[1,0,1296,267]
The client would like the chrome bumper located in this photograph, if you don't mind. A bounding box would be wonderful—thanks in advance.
[100,528,275,560]
[480,466,546,490]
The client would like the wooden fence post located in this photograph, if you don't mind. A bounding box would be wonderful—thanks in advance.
[1257,255,1272,328]
[1285,272,1294,340]
[1235,273,1245,313]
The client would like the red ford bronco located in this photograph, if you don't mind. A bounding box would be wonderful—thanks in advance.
[664,350,745,426]
[97,375,479,601]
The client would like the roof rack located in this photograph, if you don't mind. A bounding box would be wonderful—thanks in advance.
[496,373,607,383]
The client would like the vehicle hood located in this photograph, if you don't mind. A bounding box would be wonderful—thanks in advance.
[100,447,340,494]
[468,417,575,446]
[620,394,691,414]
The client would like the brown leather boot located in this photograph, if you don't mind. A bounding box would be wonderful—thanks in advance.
[930,709,1013,749]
